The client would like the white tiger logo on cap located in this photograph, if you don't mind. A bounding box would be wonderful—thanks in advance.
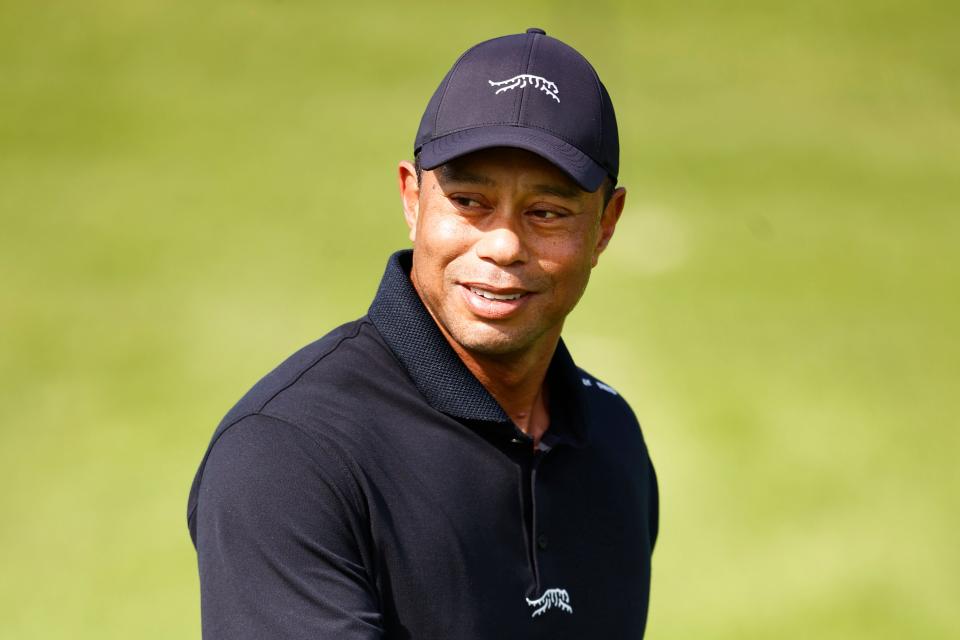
[488,74,560,103]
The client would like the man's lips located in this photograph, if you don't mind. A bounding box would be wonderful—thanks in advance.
[458,283,533,318]
[465,285,526,301]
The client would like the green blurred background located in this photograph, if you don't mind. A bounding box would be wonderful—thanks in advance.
[1,0,957,637]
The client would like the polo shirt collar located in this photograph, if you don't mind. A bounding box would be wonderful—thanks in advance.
[368,250,589,447]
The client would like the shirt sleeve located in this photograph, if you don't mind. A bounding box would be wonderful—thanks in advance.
[194,413,384,639]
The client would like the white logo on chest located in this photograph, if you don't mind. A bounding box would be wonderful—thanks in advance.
[488,74,560,103]
[526,588,573,617]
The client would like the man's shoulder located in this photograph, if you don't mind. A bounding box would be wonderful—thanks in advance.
[574,367,651,449]
[576,368,637,417]
[187,316,411,544]
[216,316,408,431]
[217,318,364,423]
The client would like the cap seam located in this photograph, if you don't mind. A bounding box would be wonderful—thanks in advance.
[516,33,538,125]
[591,71,605,166]
[433,45,478,143]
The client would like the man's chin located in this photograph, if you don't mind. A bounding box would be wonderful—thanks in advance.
[447,322,541,358]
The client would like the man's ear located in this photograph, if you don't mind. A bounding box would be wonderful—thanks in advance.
[398,161,420,243]
[592,186,626,267]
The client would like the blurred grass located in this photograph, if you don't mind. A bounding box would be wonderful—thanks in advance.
[1,0,957,637]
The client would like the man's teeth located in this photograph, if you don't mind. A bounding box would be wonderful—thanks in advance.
[470,286,523,301]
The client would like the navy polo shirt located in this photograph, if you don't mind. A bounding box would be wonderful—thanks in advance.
[187,250,658,639]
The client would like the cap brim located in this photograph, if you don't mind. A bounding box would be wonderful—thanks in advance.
[417,125,608,192]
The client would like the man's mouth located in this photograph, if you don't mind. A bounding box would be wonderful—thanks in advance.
[468,286,526,301]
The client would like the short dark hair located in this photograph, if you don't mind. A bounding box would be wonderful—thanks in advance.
[414,154,616,209]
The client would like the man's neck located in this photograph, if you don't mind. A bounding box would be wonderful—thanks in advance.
[444,332,558,447]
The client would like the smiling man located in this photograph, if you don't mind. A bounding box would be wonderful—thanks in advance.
[188,29,658,639]
[400,147,622,447]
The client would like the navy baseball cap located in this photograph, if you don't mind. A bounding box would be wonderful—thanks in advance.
[414,28,619,193]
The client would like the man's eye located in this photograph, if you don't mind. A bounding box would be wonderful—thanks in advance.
[452,197,483,208]
[530,209,563,220]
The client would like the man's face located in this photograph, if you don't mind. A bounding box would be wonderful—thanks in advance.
[399,147,625,360]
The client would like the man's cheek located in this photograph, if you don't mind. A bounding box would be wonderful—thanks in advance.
[424,217,474,257]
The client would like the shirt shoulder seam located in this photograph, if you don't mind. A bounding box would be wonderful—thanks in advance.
[186,409,362,524]
[255,318,371,414]
[255,410,359,494]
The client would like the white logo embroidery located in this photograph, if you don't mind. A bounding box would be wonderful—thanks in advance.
[526,588,574,617]
[488,74,560,103]
[597,381,618,396]
[581,377,619,395]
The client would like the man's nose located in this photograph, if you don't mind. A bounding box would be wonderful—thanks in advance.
[474,223,528,267]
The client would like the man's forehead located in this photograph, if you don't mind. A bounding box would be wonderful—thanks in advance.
[435,148,584,198]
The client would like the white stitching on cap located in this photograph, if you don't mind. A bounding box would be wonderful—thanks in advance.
[488,74,560,103]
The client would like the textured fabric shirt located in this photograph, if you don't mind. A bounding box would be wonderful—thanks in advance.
[187,249,658,639]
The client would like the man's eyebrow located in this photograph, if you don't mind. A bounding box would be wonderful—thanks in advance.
[436,164,497,187]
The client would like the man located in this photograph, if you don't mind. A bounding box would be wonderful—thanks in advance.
[187,28,658,639]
